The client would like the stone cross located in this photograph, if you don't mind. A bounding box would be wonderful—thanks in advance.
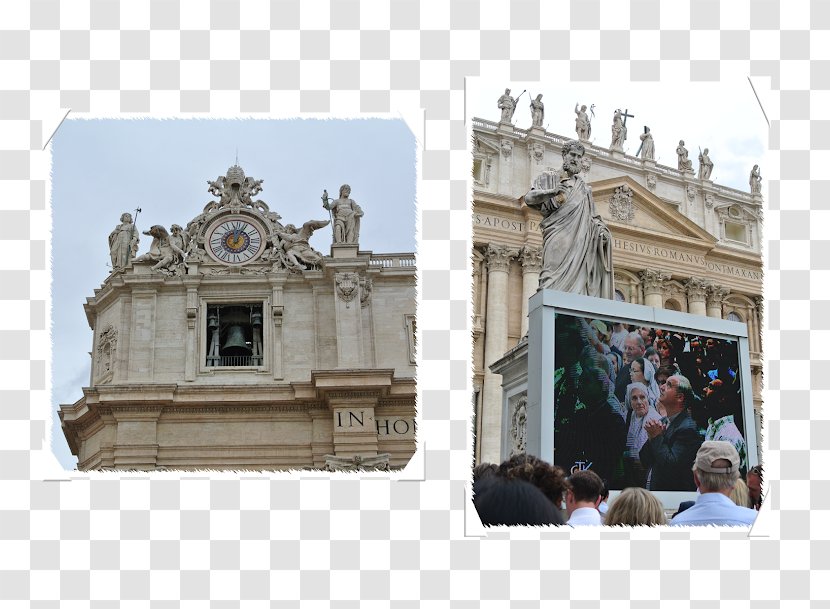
[619,108,634,126]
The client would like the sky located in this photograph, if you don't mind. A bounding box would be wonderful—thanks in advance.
[467,80,768,193]
[50,118,417,470]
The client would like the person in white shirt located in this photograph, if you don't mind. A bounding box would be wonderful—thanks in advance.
[565,470,604,526]
[669,441,758,527]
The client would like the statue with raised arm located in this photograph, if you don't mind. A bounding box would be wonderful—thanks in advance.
[698,148,714,180]
[323,184,363,244]
[676,140,694,172]
[523,140,614,298]
[530,94,545,128]
[498,88,517,124]
[749,165,762,194]
[574,103,592,141]
[109,212,139,271]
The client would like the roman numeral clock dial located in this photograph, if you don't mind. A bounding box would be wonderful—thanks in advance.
[206,216,265,264]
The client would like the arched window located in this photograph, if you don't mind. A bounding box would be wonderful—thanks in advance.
[726,312,742,323]
[614,289,626,302]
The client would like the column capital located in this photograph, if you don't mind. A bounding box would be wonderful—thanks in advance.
[639,268,671,295]
[706,283,731,307]
[684,276,710,302]
[485,244,517,273]
[518,245,543,274]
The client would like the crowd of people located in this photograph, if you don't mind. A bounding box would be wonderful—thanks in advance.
[553,314,751,492]
[473,442,762,527]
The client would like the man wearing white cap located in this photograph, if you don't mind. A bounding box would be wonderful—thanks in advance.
[670,441,758,527]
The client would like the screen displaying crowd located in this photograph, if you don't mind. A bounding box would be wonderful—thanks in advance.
[552,312,751,491]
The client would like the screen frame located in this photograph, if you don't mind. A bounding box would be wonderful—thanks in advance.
[526,289,759,509]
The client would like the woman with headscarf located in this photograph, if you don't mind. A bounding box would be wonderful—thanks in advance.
[629,357,661,409]
[623,382,662,488]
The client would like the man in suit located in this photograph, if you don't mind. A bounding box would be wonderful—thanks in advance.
[639,373,703,491]
[614,331,646,402]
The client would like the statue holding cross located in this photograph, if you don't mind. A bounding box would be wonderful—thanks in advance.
[610,108,633,152]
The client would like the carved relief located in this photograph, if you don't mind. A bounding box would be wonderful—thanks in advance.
[686,185,697,202]
[324,453,391,471]
[608,184,635,222]
[360,276,373,307]
[501,139,513,159]
[580,156,592,176]
[646,173,657,191]
[530,142,545,164]
[335,272,360,303]
[704,193,715,209]
[510,395,528,457]
[706,284,731,307]
[518,245,543,274]
[96,325,118,383]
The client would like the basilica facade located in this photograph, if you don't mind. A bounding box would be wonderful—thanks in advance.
[472,116,763,465]
[60,164,417,471]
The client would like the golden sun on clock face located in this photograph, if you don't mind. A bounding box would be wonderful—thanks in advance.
[207,217,264,264]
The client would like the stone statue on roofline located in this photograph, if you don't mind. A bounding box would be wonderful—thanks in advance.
[498,88,520,124]
[574,103,592,141]
[749,165,762,194]
[698,148,714,180]
[676,140,694,173]
[523,140,614,299]
[323,184,363,245]
[530,94,545,128]
[109,212,140,271]
[637,126,655,161]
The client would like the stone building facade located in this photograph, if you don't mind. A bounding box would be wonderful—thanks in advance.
[472,118,763,465]
[60,165,417,471]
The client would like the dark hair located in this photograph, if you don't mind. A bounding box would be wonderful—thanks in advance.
[656,365,676,381]
[473,462,499,485]
[499,453,569,507]
[474,477,563,526]
[567,469,604,503]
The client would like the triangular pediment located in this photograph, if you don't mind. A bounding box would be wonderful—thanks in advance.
[473,134,502,155]
[589,176,718,247]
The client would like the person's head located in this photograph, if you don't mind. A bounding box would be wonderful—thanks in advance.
[703,147,709,155]
[564,470,604,515]
[339,184,351,198]
[120,212,132,223]
[623,332,646,364]
[659,374,693,416]
[679,139,685,146]
[630,358,646,384]
[504,88,510,94]
[577,364,612,406]
[692,441,741,494]
[473,462,499,485]
[474,476,562,526]
[655,365,674,387]
[638,327,653,345]
[499,453,569,508]
[655,339,672,361]
[747,465,763,509]
[535,93,543,101]
[171,224,182,235]
[645,347,661,369]
[560,140,585,174]
[605,487,667,526]
[626,382,650,418]
[590,320,610,344]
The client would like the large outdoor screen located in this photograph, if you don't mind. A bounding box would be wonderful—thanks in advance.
[552,311,751,491]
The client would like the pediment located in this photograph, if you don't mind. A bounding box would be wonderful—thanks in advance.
[473,134,501,155]
[589,176,717,247]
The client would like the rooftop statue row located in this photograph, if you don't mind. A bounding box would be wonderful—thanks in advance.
[108,164,366,277]
[492,87,763,194]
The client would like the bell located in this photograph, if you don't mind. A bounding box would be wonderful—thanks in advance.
[221,324,252,356]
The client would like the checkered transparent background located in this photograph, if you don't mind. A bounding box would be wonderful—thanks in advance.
[0,0,815,603]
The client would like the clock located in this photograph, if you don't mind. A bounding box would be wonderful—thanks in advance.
[205,215,265,264]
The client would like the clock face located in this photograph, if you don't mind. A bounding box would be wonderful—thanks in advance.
[206,216,265,264]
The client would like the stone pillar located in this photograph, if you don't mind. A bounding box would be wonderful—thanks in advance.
[498,137,514,196]
[518,245,543,337]
[481,244,515,464]
[270,274,287,380]
[639,269,670,308]
[684,277,709,317]
[184,285,198,381]
[753,296,764,353]
[705,284,730,319]
[334,271,365,368]
[329,395,380,458]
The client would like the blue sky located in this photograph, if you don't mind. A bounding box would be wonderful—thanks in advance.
[50,118,417,469]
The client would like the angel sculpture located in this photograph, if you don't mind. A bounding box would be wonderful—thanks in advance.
[274,219,331,271]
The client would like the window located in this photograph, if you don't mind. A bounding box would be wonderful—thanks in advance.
[614,289,626,302]
[206,303,264,367]
[725,221,748,243]
[727,312,742,323]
